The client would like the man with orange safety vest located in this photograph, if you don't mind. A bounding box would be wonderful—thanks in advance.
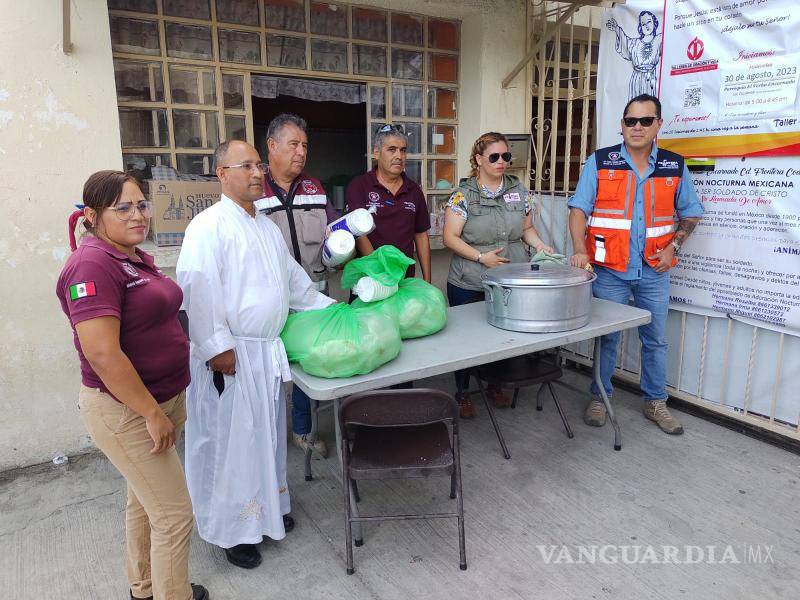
[568,94,703,435]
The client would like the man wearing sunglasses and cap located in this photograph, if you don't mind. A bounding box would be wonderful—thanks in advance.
[345,124,432,282]
[568,93,703,435]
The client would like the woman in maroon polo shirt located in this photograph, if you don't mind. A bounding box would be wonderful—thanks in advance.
[56,171,208,600]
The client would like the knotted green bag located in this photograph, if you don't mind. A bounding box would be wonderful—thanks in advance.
[351,277,447,339]
[280,303,401,378]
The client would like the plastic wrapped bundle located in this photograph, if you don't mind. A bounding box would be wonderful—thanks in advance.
[341,245,415,288]
[351,277,447,339]
[281,303,401,378]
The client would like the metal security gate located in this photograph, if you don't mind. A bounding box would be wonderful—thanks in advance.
[522,0,800,442]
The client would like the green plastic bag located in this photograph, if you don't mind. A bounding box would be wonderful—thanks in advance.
[351,278,447,339]
[281,303,402,378]
[341,245,415,288]
[531,249,566,265]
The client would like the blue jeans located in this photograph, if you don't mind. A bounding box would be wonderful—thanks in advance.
[447,283,486,393]
[590,264,670,402]
[291,385,312,435]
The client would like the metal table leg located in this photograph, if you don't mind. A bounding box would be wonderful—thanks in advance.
[303,399,317,481]
[593,336,622,451]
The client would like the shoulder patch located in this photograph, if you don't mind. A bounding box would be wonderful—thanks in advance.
[69,281,96,301]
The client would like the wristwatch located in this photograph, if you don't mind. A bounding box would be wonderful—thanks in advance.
[476,252,483,263]
[670,240,681,254]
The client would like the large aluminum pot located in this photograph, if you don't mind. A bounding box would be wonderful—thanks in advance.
[481,262,597,333]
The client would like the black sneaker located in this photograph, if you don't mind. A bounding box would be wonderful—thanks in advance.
[283,514,295,533]
[224,543,262,569]
[131,583,208,600]
[192,583,210,599]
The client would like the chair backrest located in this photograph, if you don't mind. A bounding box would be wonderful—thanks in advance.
[339,389,458,437]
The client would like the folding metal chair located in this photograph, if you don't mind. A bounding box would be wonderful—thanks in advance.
[473,351,574,459]
[339,389,466,574]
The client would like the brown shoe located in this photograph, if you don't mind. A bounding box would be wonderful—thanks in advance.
[488,385,512,408]
[456,392,475,419]
[643,400,684,435]
[583,397,607,427]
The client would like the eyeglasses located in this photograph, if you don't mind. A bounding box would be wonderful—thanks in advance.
[486,152,513,164]
[107,200,153,221]
[220,162,268,173]
[623,116,658,128]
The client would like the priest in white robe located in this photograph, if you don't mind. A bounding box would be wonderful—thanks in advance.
[177,140,333,569]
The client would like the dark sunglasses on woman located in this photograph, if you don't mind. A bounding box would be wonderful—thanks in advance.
[486,152,513,163]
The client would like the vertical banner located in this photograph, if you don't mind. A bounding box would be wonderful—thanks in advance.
[670,158,800,335]
[596,0,664,148]
[658,0,800,157]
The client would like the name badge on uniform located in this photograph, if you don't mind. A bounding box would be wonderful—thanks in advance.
[594,235,606,263]
[503,192,521,203]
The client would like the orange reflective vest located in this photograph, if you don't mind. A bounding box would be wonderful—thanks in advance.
[585,145,683,272]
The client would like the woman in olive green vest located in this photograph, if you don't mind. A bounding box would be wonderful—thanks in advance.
[443,131,553,419]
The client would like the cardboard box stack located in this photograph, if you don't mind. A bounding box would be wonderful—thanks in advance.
[147,180,221,246]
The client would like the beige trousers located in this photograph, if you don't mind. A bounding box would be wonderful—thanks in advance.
[79,385,194,600]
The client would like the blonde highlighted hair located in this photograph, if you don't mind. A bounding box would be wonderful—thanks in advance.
[469,132,509,178]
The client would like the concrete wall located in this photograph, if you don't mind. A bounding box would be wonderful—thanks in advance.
[0,0,529,471]
[0,1,122,470]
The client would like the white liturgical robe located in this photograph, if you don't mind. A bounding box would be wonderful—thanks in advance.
[177,195,333,548]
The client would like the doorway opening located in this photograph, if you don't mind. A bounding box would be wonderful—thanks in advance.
[251,75,367,213]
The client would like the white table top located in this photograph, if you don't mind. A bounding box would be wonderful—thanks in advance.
[290,298,651,401]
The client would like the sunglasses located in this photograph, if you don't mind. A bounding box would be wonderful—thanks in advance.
[486,152,512,164]
[623,116,658,128]
[378,124,406,134]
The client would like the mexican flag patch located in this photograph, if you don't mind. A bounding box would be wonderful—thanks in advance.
[69,281,96,300]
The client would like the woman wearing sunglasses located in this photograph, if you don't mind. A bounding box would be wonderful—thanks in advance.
[443,132,553,418]
[56,171,208,600]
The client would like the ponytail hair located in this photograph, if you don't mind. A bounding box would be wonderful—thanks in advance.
[469,132,509,179]
[68,209,85,251]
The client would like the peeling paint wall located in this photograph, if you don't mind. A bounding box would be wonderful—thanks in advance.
[0,0,528,471]
[0,1,122,470]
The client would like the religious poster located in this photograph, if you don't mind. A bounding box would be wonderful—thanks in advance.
[657,0,800,157]
[596,0,664,148]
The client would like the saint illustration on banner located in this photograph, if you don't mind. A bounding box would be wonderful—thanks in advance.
[606,10,662,100]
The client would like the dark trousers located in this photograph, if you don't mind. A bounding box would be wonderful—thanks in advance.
[446,282,486,393]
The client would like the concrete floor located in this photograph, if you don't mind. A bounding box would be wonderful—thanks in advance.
[2,366,799,600]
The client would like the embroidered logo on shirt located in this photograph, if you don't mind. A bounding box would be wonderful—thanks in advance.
[126,278,151,289]
[602,158,626,167]
[122,262,139,277]
[301,180,318,194]
[368,191,380,202]
[608,152,621,160]
[69,281,96,300]
[658,159,679,170]
[503,192,522,203]
[403,200,416,212]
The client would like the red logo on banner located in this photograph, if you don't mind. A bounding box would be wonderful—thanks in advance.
[687,37,704,61]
